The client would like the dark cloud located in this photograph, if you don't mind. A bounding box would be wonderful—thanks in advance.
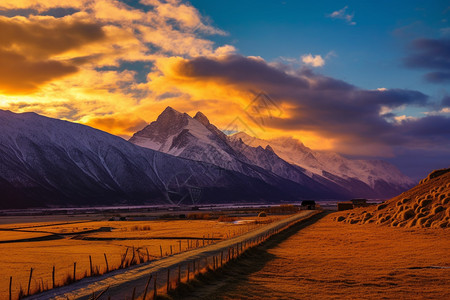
[174,55,449,154]
[404,38,450,83]
[0,49,77,94]
[0,16,106,94]
[0,16,105,59]
[176,55,310,89]
[442,96,450,107]
[424,71,450,83]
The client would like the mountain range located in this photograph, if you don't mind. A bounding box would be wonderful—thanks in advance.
[130,107,414,199]
[0,107,414,209]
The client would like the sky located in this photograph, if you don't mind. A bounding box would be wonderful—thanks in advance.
[0,0,449,181]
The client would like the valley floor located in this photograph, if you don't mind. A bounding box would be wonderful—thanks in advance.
[181,212,450,300]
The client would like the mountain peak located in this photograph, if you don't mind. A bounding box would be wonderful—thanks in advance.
[158,106,183,119]
[265,145,274,152]
[193,111,210,126]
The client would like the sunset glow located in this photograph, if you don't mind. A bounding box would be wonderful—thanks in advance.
[0,0,448,179]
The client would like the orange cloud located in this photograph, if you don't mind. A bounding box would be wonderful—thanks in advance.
[83,113,148,138]
[0,16,106,58]
[0,49,78,94]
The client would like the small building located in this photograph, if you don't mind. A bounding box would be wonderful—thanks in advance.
[351,198,368,207]
[301,200,316,210]
[337,202,354,211]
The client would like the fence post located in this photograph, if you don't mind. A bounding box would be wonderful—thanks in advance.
[104,253,109,273]
[142,274,152,300]
[73,262,77,281]
[51,265,55,289]
[9,276,12,300]
[160,245,163,258]
[89,255,93,276]
[187,263,190,281]
[27,267,33,296]
[153,273,157,300]
[131,287,136,300]
[166,269,170,293]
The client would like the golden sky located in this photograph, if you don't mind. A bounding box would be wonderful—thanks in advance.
[0,0,449,178]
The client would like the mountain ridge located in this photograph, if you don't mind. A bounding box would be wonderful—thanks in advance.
[0,109,346,209]
[131,107,414,199]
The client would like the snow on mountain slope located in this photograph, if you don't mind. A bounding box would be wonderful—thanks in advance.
[130,107,238,168]
[0,110,314,208]
[130,107,412,199]
[230,132,414,190]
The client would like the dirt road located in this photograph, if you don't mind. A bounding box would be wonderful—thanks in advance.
[30,210,317,299]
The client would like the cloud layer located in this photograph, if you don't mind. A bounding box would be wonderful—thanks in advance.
[168,54,449,156]
[0,0,448,180]
[404,38,450,83]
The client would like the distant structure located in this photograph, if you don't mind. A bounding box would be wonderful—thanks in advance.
[301,200,316,210]
[351,198,368,207]
[337,202,354,211]
[338,199,369,211]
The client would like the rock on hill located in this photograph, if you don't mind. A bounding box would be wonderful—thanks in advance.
[334,168,450,228]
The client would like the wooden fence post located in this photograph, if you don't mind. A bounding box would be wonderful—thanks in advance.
[160,245,163,258]
[142,274,152,300]
[73,262,77,281]
[146,248,150,261]
[89,255,93,276]
[52,265,55,288]
[131,287,136,300]
[9,276,12,300]
[104,253,109,273]
[153,273,157,300]
[187,263,190,281]
[27,267,33,296]
[166,269,170,293]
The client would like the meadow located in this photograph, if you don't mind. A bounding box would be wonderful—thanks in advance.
[189,212,450,299]
[0,209,288,299]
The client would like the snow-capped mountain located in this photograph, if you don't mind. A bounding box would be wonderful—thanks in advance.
[130,107,347,195]
[230,132,414,191]
[130,107,239,170]
[131,107,414,199]
[0,110,329,209]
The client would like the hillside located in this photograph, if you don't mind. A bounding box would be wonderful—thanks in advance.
[0,110,313,208]
[334,168,450,228]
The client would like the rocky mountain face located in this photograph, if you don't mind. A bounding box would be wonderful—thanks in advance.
[0,110,342,209]
[131,107,414,199]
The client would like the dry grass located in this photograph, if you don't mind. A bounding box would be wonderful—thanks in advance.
[0,214,289,298]
[217,215,238,222]
[180,213,449,299]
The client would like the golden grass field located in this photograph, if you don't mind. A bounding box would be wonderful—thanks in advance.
[191,212,449,299]
[0,213,285,298]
